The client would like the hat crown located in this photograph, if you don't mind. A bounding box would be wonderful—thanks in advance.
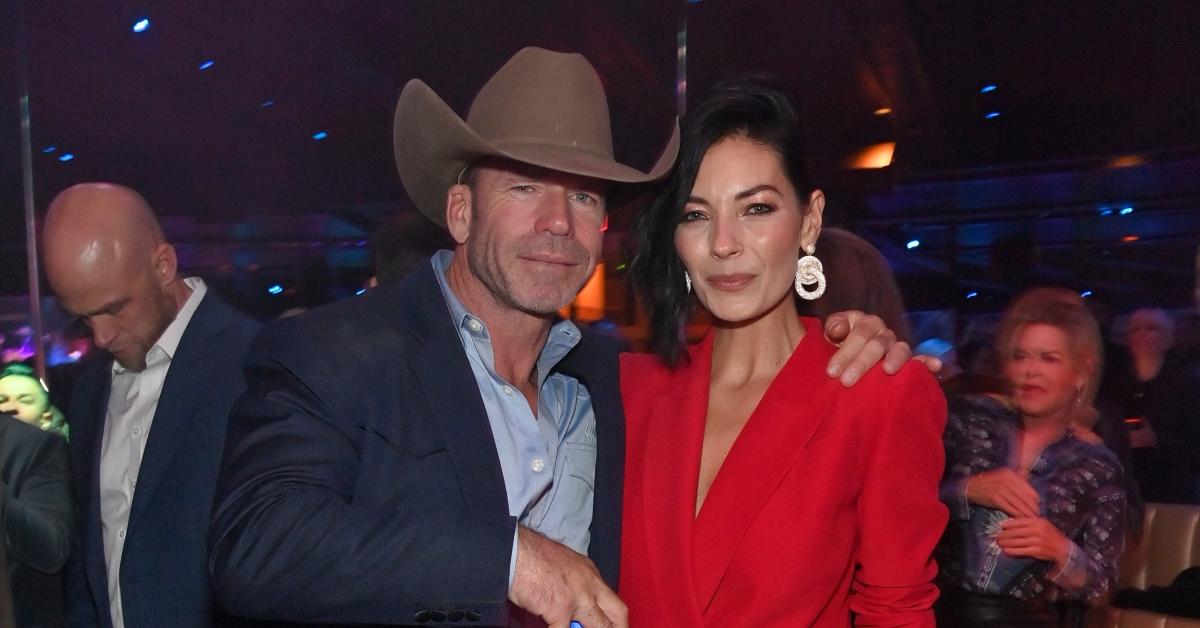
[466,47,614,159]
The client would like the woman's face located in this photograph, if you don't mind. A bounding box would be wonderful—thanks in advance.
[1004,324,1088,422]
[1126,310,1173,359]
[0,374,50,424]
[674,135,823,324]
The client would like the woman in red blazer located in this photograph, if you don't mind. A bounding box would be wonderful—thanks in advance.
[622,77,948,627]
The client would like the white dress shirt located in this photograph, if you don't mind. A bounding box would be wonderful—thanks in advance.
[99,277,206,628]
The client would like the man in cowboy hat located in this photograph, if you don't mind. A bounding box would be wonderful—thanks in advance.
[209,47,912,627]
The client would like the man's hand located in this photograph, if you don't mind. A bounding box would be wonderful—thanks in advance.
[824,311,937,386]
[509,527,628,628]
[996,516,1070,564]
[966,468,1040,518]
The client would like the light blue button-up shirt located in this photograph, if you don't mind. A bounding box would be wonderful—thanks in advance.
[431,250,597,586]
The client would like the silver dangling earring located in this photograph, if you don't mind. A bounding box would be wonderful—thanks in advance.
[795,244,826,300]
[684,270,692,294]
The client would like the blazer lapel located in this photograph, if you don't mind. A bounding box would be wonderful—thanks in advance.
[638,335,712,618]
[126,294,229,534]
[557,332,624,588]
[396,265,510,517]
[691,318,835,612]
[71,358,115,624]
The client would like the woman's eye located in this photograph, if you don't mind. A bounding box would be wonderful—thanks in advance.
[746,203,774,215]
[681,209,706,222]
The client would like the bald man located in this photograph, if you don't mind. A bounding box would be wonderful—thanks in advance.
[44,183,260,628]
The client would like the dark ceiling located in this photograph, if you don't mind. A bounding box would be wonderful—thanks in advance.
[2,0,1197,317]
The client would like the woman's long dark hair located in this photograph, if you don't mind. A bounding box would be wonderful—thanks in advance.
[628,76,815,366]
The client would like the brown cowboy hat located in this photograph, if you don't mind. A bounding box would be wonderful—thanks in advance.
[393,46,679,226]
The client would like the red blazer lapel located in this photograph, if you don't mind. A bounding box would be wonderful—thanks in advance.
[636,335,713,619]
[691,318,835,612]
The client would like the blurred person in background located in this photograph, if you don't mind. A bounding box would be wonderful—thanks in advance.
[1,404,73,627]
[1102,308,1200,504]
[0,364,69,438]
[936,288,1126,627]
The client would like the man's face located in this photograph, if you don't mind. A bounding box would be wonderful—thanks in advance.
[462,162,608,315]
[0,375,49,423]
[52,259,176,371]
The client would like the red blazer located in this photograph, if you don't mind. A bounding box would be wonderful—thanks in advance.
[619,318,948,627]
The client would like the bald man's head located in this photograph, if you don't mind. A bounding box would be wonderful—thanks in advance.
[44,183,188,371]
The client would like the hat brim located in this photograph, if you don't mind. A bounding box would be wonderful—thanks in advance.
[393,79,679,226]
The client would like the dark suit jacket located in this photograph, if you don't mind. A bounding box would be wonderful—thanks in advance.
[209,261,626,627]
[1,413,72,628]
[620,318,947,627]
[64,290,260,628]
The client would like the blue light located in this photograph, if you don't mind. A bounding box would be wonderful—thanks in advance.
[261,99,275,108]
[267,284,283,295]
[1098,207,1113,216]
[906,239,920,250]
[312,131,328,140]
[42,145,56,154]
[198,59,215,70]
[985,111,1001,120]
[1080,290,1093,298]
[132,18,150,33]
[966,291,979,299]
[980,84,997,93]
[355,288,367,296]
[1119,206,1134,215]
[58,153,75,162]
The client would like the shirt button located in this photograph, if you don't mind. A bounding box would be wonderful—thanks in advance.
[503,386,514,396]
[467,320,482,333]
[118,528,126,539]
[531,458,545,473]
[132,427,142,437]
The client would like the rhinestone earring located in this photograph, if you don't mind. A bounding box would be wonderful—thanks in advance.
[684,270,692,294]
[795,244,826,300]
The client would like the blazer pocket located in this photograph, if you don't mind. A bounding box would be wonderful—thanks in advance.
[360,424,446,458]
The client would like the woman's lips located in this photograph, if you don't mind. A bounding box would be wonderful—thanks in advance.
[706,273,755,291]
[1017,383,1047,394]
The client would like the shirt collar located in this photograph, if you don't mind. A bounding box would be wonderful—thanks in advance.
[430,250,580,380]
[112,277,207,373]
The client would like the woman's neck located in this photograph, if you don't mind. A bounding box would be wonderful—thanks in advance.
[710,301,805,387]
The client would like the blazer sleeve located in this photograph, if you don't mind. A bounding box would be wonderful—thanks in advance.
[208,321,516,625]
[1,426,73,574]
[849,365,948,628]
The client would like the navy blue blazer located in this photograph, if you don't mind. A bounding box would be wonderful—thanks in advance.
[209,261,625,627]
[64,290,260,628]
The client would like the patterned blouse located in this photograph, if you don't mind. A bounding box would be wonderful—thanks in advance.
[936,394,1126,602]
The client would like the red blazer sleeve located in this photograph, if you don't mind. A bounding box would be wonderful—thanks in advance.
[850,364,948,627]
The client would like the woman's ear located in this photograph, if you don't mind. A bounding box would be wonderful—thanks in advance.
[800,189,825,252]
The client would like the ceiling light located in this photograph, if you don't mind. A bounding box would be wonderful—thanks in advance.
[984,111,1001,120]
[132,18,150,33]
[874,107,892,116]
[312,131,328,140]
[1119,206,1133,215]
[980,84,997,93]
[267,284,283,295]
[848,141,896,169]
[1121,235,1140,243]
[42,146,56,153]
[906,239,920,250]
[261,99,275,108]
[198,60,215,70]
[966,291,978,299]
[57,153,75,162]
[1098,207,1113,216]
[1080,290,1093,298]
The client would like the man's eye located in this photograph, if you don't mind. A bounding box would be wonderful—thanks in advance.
[571,192,597,204]
[512,185,536,193]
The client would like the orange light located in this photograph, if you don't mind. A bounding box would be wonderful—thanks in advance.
[1122,235,1140,243]
[849,142,896,169]
[874,107,893,116]
[1108,154,1146,169]
[571,263,606,322]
